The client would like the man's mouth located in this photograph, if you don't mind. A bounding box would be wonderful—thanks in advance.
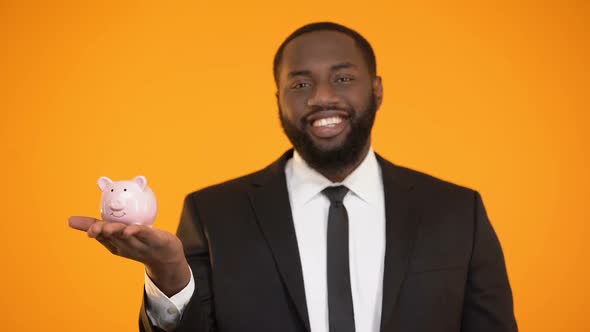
[110,212,126,218]
[312,116,344,128]
[306,111,350,139]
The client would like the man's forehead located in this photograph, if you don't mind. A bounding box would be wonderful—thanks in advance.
[280,30,365,71]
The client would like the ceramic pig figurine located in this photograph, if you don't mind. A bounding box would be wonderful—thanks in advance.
[97,175,157,226]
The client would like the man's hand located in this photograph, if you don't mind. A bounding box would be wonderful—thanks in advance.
[68,216,190,297]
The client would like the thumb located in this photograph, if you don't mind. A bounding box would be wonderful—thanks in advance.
[68,216,98,231]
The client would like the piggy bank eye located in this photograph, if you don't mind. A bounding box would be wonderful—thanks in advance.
[110,189,114,192]
[124,188,127,191]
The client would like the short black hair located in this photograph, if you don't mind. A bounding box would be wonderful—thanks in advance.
[273,22,377,86]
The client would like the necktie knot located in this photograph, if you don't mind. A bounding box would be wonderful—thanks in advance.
[322,185,349,204]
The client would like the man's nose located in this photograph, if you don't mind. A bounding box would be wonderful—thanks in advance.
[307,82,340,108]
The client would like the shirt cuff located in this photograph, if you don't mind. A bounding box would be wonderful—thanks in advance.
[144,266,195,331]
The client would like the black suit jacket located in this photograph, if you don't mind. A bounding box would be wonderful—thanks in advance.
[140,150,517,332]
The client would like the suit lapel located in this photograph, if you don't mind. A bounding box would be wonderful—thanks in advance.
[247,150,311,332]
[377,155,420,331]
[245,151,418,332]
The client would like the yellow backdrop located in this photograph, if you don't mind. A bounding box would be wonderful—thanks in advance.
[0,0,588,331]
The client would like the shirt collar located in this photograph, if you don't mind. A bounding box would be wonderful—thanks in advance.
[285,148,382,207]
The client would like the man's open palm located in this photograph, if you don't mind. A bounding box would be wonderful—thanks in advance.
[68,216,190,296]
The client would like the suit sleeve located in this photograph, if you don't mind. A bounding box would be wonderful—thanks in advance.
[139,194,217,332]
[461,192,518,332]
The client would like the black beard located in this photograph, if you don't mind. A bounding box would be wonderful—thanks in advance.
[279,95,377,174]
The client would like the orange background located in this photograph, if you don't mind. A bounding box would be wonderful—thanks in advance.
[0,0,588,331]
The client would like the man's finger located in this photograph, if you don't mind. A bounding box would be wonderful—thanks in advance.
[68,216,99,231]
[122,224,143,237]
[88,220,108,238]
[128,225,162,246]
[109,236,149,261]
[116,230,150,251]
[96,236,119,255]
[101,222,127,237]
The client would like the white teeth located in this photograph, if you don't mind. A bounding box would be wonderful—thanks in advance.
[312,116,343,127]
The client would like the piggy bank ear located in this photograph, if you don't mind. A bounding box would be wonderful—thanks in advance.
[97,176,113,191]
[133,176,148,190]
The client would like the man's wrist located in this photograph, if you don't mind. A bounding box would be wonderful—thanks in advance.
[146,256,191,297]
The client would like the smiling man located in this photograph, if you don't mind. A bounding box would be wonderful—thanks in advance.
[69,22,517,332]
[277,28,381,183]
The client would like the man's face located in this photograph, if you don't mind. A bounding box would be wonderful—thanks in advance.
[276,30,383,171]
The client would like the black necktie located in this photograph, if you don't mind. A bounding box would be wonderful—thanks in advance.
[323,186,355,332]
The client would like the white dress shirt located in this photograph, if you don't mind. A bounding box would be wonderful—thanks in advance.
[144,267,194,331]
[145,148,386,332]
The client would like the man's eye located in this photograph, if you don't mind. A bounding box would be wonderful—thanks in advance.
[336,76,354,83]
[291,82,311,89]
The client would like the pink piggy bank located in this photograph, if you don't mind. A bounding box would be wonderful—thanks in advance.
[97,175,157,226]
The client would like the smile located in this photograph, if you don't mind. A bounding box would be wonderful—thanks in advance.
[312,116,344,127]
[110,212,127,218]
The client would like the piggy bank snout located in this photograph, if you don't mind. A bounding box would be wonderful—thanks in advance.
[107,199,125,211]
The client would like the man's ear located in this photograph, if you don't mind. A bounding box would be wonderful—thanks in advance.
[275,90,281,109]
[373,76,383,110]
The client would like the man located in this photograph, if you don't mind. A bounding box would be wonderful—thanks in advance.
[69,22,518,332]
